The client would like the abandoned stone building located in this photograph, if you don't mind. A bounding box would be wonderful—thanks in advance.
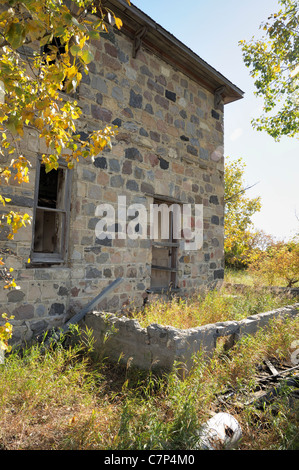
[1,0,243,344]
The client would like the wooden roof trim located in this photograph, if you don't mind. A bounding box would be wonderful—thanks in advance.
[104,0,244,104]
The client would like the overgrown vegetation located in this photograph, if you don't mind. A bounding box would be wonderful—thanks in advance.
[224,157,299,290]
[132,286,296,330]
[240,0,299,140]
[0,289,298,451]
[248,236,299,288]
[224,157,261,268]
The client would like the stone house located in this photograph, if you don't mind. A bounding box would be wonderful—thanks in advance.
[0,0,243,344]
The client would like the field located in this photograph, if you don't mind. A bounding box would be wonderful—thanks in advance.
[0,270,298,451]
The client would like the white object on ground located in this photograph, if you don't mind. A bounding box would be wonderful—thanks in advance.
[197,412,242,450]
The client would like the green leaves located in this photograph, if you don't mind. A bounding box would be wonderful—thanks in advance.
[70,44,82,56]
[240,0,299,140]
[0,0,126,167]
[70,44,94,64]
[224,157,262,267]
[81,49,94,64]
[0,0,126,279]
[5,21,25,49]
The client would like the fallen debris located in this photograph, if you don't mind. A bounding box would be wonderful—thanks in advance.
[215,361,299,412]
[196,412,242,450]
[264,359,279,376]
[62,277,123,333]
[44,278,123,347]
[245,373,299,409]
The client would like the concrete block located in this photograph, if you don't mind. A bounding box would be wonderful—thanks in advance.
[84,304,299,373]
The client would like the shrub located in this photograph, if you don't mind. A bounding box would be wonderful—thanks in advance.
[248,236,299,287]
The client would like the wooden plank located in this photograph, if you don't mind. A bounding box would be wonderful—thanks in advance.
[36,206,66,214]
[61,277,124,332]
[151,265,178,273]
[264,360,279,376]
[153,194,183,205]
[152,241,179,248]
[29,257,64,264]
[260,364,299,383]
[146,287,180,294]
[144,192,185,205]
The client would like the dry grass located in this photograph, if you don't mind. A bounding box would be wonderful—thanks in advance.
[224,267,287,287]
[0,333,123,450]
[132,285,297,330]
[0,279,299,450]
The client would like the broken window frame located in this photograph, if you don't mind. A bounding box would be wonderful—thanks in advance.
[149,196,180,294]
[30,158,72,266]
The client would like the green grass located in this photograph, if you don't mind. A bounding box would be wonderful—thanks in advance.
[0,329,122,450]
[0,313,298,450]
[224,267,288,287]
[0,268,298,450]
[132,286,297,330]
[114,315,299,451]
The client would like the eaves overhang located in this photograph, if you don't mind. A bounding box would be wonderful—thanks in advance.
[103,0,244,105]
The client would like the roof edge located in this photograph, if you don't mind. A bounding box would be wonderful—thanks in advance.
[104,0,244,104]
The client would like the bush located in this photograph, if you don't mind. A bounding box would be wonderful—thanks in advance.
[248,236,299,287]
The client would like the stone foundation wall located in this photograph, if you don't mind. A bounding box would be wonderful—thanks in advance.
[84,304,299,372]
[0,24,225,344]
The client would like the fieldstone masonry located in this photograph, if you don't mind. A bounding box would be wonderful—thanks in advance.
[0,2,243,344]
[84,304,299,373]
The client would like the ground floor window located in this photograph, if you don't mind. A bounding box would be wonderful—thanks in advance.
[150,197,180,293]
[31,160,71,265]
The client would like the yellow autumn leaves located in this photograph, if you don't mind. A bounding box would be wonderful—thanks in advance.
[224,157,262,266]
[0,314,14,352]
[0,0,129,350]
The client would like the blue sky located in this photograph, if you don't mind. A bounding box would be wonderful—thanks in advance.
[132,0,299,241]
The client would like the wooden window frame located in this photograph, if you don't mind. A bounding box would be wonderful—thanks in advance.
[149,196,180,294]
[30,158,72,266]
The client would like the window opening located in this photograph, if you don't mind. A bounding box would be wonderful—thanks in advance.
[150,198,179,292]
[31,162,71,264]
[42,37,66,65]
[41,37,69,92]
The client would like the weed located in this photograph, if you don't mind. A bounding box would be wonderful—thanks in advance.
[0,284,298,450]
[132,287,296,330]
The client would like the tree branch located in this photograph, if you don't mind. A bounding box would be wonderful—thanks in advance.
[224,182,260,203]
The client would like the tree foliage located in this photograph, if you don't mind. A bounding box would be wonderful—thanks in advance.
[248,236,299,287]
[240,0,299,140]
[0,313,13,352]
[0,0,131,172]
[0,0,130,349]
[224,157,262,266]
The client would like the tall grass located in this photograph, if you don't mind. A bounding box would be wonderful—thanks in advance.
[225,267,287,287]
[0,327,120,450]
[1,315,298,450]
[132,287,297,330]
[113,315,299,450]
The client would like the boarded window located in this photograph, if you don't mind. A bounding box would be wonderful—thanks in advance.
[150,198,179,293]
[31,162,71,264]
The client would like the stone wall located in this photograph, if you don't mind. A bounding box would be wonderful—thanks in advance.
[84,304,299,373]
[0,23,226,344]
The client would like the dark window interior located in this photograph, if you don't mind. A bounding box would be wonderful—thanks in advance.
[42,37,66,64]
[32,164,69,262]
[37,165,63,209]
